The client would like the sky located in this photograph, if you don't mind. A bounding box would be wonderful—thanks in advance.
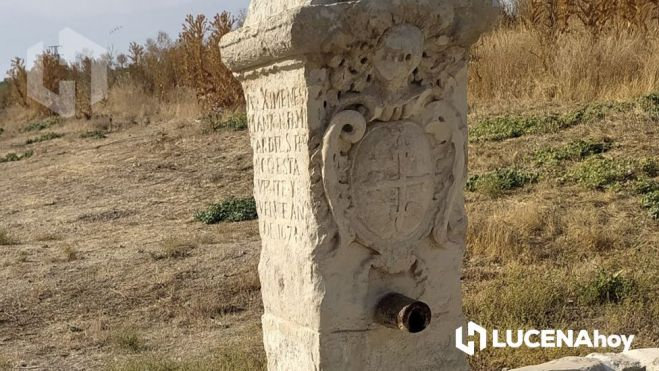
[0,0,250,76]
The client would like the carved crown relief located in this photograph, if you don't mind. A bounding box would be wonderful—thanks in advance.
[320,19,468,272]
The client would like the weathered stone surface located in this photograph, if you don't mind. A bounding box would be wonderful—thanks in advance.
[221,1,498,369]
[514,349,659,371]
[586,352,644,371]
[625,348,659,371]
[510,357,609,371]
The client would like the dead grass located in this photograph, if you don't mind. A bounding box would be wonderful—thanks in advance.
[0,357,13,371]
[107,346,266,371]
[111,328,148,353]
[151,238,197,260]
[183,270,260,322]
[0,228,18,245]
[61,245,79,262]
[470,26,659,113]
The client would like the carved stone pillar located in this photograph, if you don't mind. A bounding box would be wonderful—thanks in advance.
[221,1,498,369]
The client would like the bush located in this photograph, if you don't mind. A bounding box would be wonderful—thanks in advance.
[467,168,538,197]
[194,197,258,224]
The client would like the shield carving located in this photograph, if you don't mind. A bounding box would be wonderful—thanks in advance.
[350,121,435,249]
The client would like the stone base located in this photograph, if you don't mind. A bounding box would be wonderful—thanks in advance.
[511,348,659,371]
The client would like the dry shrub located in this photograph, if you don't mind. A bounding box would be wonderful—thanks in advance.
[179,13,244,111]
[2,11,242,119]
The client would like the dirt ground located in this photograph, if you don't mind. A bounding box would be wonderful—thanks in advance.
[0,116,264,370]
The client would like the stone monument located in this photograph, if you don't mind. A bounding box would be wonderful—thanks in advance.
[221,1,498,369]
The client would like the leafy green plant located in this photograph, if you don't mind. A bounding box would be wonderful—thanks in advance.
[640,92,659,120]
[80,130,107,139]
[579,269,636,305]
[0,150,33,163]
[641,191,659,220]
[26,132,64,144]
[467,168,538,197]
[470,104,609,142]
[533,139,613,165]
[633,179,659,194]
[639,158,659,178]
[201,111,247,132]
[195,197,258,224]
[567,157,635,190]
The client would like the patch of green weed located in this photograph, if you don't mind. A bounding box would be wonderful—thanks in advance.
[641,191,659,220]
[470,104,608,142]
[195,197,258,224]
[23,116,62,132]
[533,139,613,165]
[467,168,538,197]
[201,112,248,132]
[578,269,636,305]
[0,150,33,163]
[567,157,635,190]
[26,132,64,144]
[80,130,107,139]
[112,329,147,353]
[639,158,659,178]
[640,92,659,120]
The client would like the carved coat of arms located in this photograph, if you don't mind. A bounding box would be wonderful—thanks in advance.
[321,22,468,272]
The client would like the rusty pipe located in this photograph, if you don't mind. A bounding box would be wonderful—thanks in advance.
[375,293,431,333]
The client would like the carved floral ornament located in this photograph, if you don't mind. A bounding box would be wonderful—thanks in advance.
[321,21,469,269]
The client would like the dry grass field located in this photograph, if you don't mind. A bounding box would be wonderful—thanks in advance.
[1,2,659,370]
